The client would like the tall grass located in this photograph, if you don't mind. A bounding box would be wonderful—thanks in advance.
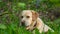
[0,14,60,34]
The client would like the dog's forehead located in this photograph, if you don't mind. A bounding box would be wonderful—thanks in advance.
[21,10,32,16]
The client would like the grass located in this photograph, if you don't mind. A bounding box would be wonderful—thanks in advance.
[0,15,60,34]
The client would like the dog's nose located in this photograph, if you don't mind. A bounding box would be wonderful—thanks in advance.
[21,21,25,26]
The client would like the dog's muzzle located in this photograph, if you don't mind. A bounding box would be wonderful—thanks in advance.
[21,21,25,26]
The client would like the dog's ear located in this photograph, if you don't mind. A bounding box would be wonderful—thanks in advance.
[31,10,39,21]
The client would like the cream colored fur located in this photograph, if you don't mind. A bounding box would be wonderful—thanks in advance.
[20,10,54,33]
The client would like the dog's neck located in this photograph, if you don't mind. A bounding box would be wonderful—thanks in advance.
[30,20,37,27]
[26,20,37,31]
[28,19,37,29]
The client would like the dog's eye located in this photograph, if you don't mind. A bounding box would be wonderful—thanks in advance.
[21,16,23,18]
[26,16,30,18]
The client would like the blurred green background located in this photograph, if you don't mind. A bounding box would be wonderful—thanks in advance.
[0,0,60,34]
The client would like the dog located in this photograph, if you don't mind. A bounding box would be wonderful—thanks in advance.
[20,10,54,33]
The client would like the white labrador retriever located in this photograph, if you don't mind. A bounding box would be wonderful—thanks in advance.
[20,10,54,33]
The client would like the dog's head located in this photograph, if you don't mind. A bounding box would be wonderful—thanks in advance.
[20,10,39,27]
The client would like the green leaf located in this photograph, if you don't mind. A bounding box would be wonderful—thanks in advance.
[0,24,7,29]
[17,2,26,9]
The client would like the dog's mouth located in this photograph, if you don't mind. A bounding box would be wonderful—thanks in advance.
[21,22,29,27]
[21,22,25,26]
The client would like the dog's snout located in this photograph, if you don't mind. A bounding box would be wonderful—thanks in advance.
[21,21,25,26]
